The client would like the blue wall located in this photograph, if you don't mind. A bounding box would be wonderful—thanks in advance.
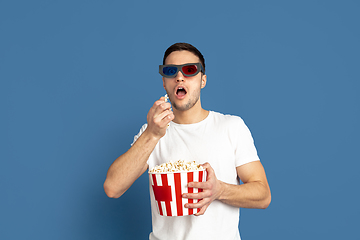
[1,1,359,239]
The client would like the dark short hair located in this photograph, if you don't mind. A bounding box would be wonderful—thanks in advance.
[163,42,205,74]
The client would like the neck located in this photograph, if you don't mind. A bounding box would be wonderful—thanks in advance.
[172,100,209,124]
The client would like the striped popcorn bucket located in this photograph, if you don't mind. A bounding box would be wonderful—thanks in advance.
[149,169,207,216]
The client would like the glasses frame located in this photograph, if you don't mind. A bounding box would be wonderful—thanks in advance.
[159,63,204,78]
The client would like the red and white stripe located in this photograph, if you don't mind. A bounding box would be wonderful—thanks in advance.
[150,170,207,216]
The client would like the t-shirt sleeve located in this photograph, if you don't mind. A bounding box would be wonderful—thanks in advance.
[234,118,260,167]
[131,123,148,146]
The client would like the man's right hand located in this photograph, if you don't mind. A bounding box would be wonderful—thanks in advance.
[146,96,174,139]
[104,97,174,199]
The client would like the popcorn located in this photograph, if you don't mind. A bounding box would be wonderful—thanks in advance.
[149,159,204,173]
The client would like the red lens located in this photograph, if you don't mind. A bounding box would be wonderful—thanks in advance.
[182,65,198,75]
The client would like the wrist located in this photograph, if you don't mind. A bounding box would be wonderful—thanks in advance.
[217,180,227,201]
[143,128,162,142]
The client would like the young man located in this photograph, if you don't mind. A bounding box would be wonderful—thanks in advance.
[104,43,271,240]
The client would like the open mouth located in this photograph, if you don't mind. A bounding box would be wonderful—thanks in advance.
[176,86,187,98]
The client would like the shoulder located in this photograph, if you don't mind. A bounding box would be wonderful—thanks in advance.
[209,111,251,137]
[210,111,246,126]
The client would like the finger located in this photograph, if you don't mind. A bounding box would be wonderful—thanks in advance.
[153,110,174,128]
[161,102,173,112]
[188,181,208,189]
[201,162,216,180]
[194,204,209,216]
[155,108,173,120]
[182,191,209,200]
[153,101,171,113]
[152,98,164,109]
[151,97,171,111]
[184,198,209,209]
[185,199,210,208]
[201,162,213,173]
[153,103,172,119]
[150,100,172,121]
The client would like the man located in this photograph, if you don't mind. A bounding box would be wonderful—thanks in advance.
[104,42,271,240]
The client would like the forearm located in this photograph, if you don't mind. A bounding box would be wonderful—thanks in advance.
[103,129,158,198]
[218,180,271,209]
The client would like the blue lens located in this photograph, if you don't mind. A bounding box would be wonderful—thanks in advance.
[163,66,178,76]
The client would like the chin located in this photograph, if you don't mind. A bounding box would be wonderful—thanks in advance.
[173,98,199,111]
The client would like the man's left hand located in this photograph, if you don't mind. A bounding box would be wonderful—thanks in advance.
[182,162,223,216]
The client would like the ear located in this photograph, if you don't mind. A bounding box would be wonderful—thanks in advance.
[162,77,166,89]
[201,74,207,89]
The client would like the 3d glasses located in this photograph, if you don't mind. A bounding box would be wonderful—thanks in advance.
[159,63,204,78]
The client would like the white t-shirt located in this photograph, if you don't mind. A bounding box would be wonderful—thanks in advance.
[133,111,260,240]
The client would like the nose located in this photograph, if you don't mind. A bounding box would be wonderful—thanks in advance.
[176,71,185,82]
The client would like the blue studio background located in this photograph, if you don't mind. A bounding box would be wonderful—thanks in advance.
[1,1,359,239]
